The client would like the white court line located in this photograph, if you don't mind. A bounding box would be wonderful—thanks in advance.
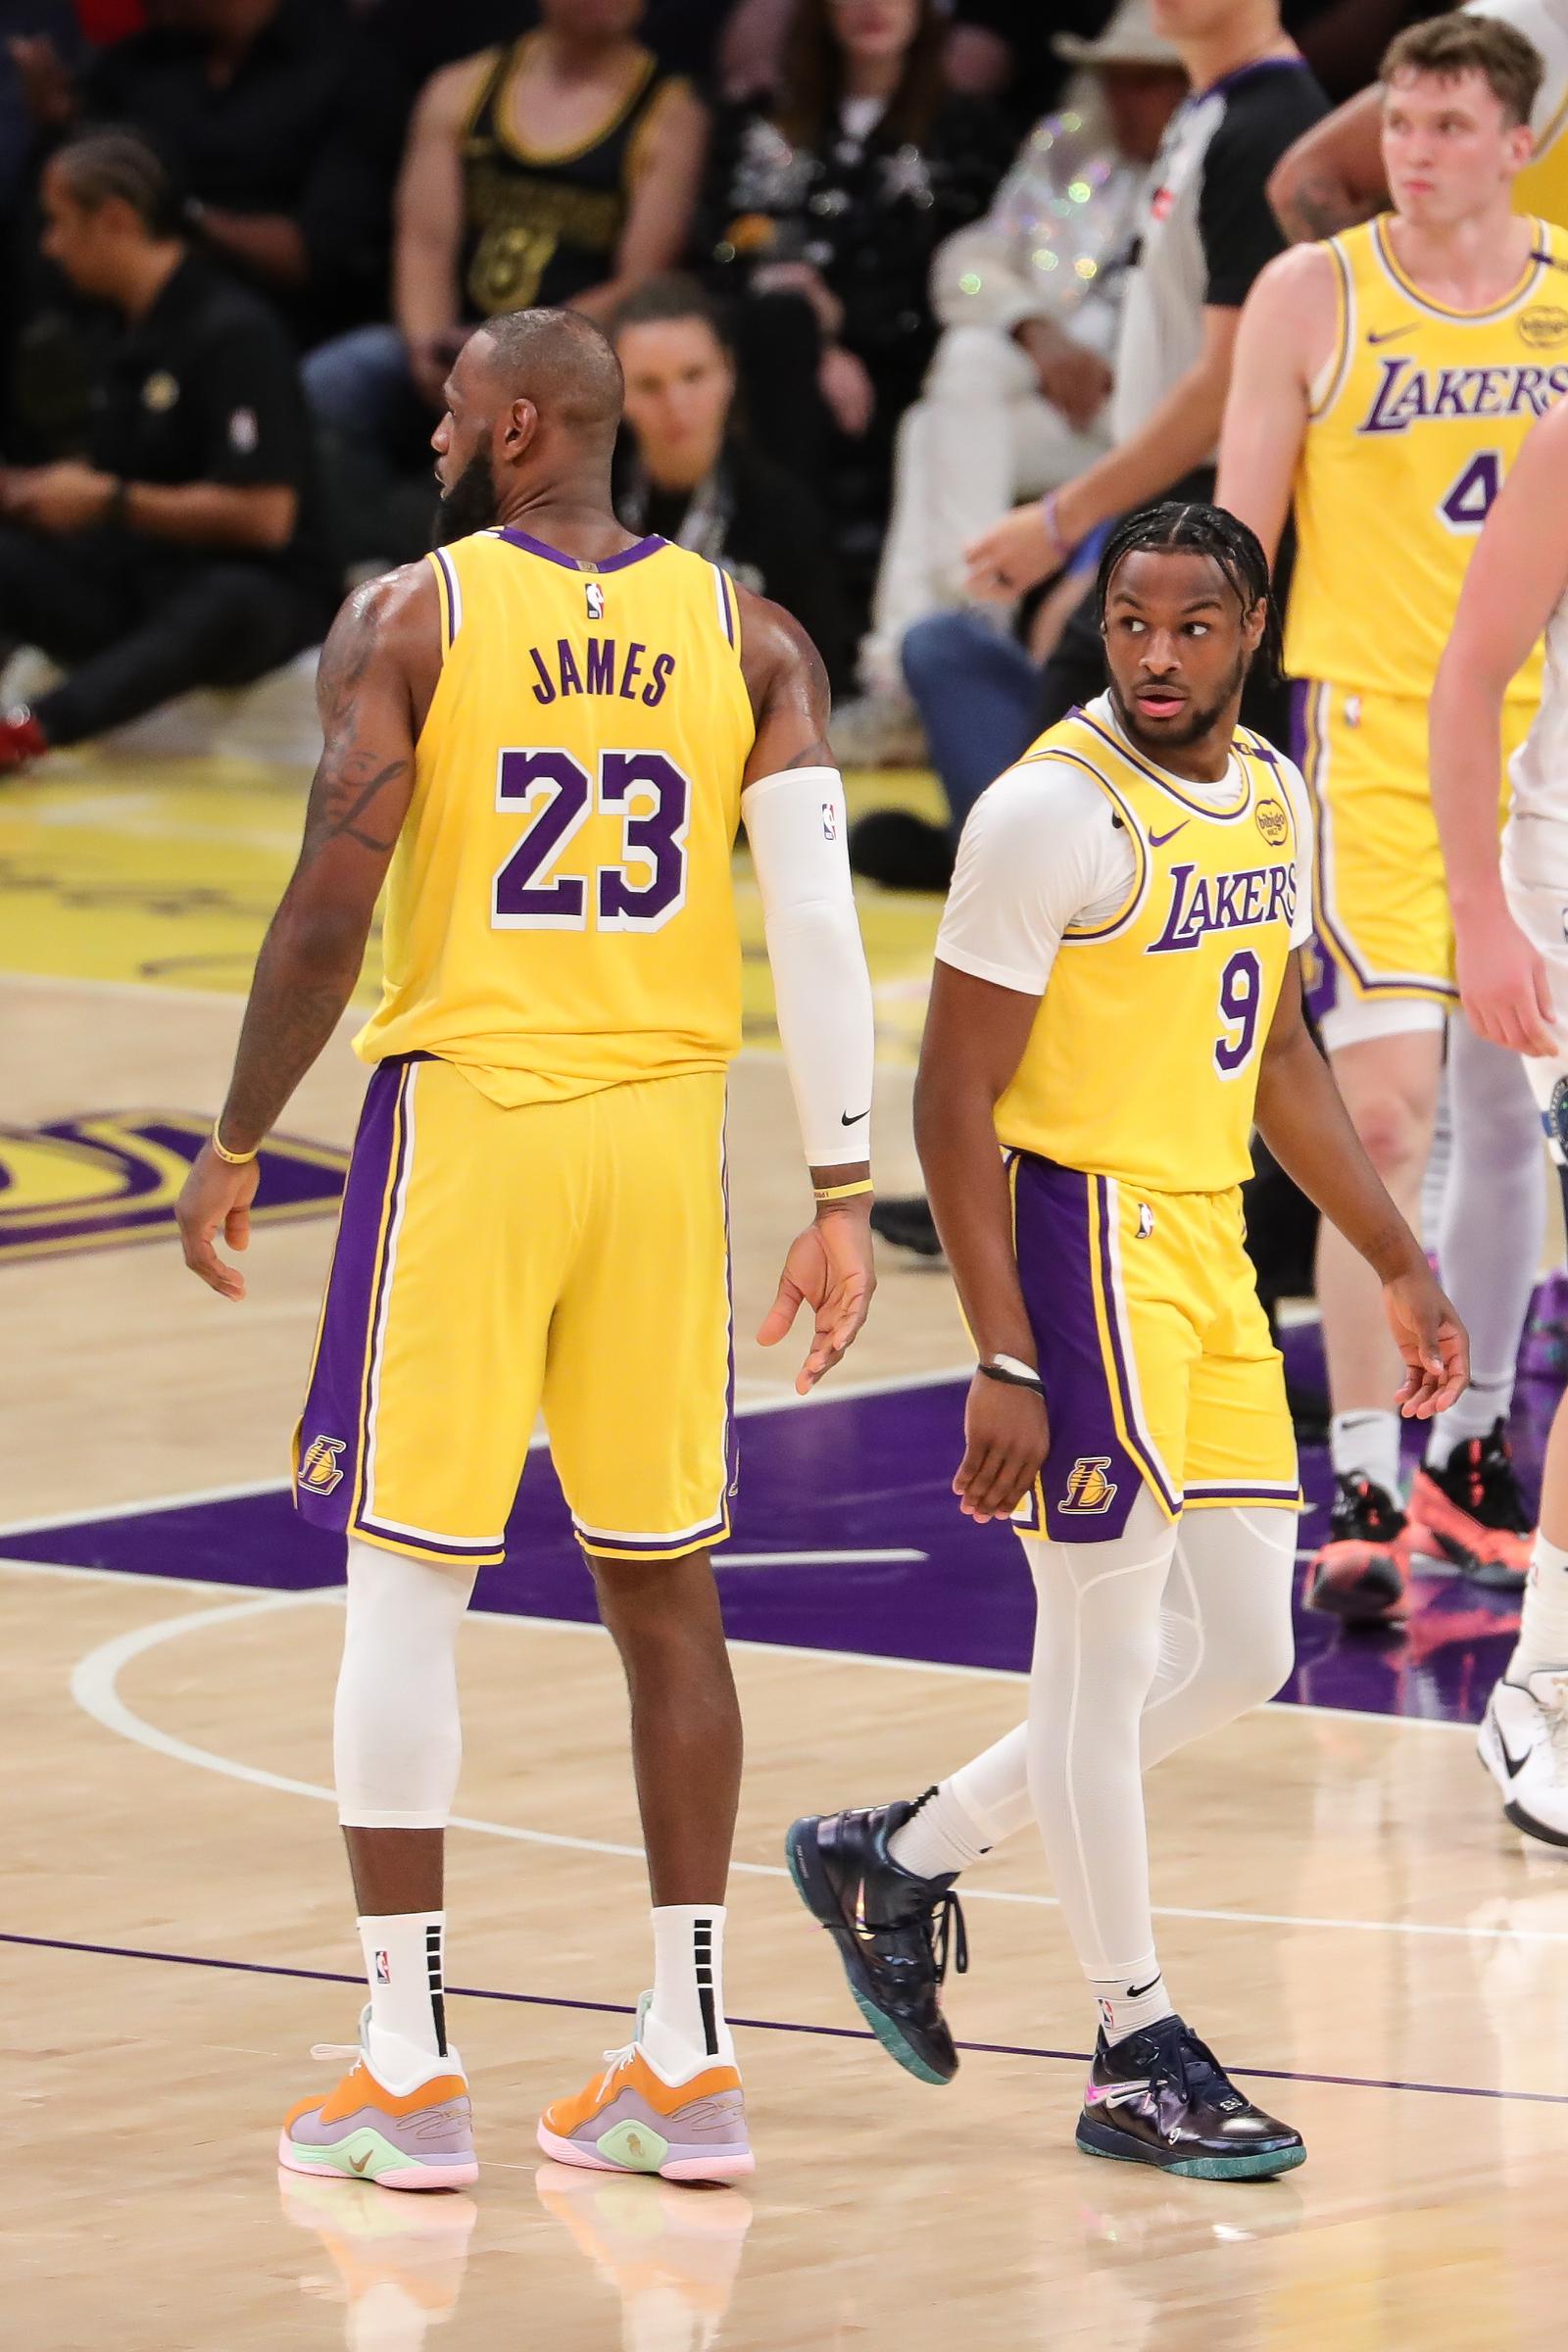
[44,1576,1568,1949]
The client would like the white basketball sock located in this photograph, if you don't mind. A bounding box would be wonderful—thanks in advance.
[642,1905,735,2079]
[1093,1967,1175,2045]
[360,1911,447,2061]
[888,1764,1009,1880]
[1330,1408,1401,1498]
[1508,1534,1568,1683]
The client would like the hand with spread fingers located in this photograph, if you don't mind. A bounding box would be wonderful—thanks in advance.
[1385,1263,1469,1420]
[758,1201,876,1395]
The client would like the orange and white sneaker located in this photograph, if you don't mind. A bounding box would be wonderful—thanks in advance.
[1407,1420,1533,1592]
[1306,1474,1410,1625]
[538,1999,753,2184]
[279,2008,478,2191]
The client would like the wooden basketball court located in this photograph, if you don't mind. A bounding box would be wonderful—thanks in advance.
[4,746,1567,2351]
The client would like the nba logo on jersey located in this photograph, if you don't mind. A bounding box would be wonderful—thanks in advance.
[585,581,605,620]
[1062,1456,1118,1513]
[299,1435,346,1494]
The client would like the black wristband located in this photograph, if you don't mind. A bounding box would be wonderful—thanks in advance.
[977,1359,1044,1395]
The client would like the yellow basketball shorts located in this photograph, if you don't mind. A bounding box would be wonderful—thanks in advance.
[1294,680,1531,1035]
[1007,1155,1299,1544]
[294,1055,735,1567]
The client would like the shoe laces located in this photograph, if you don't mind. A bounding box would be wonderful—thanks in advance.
[309,2042,364,2065]
[1460,1421,1530,1532]
[1334,1474,1404,1541]
[922,1888,968,1984]
[1142,2022,1232,2104]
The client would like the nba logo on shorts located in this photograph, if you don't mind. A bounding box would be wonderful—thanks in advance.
[374,1950,391,1984]
[585,582,606,620]
[299,1435,347,1494]
[1062,1456,1118,1514]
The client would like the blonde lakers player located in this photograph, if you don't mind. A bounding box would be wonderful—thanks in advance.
[788,504,1467,2181]
[1218,12,1558,1622]
[174,309,878,2187]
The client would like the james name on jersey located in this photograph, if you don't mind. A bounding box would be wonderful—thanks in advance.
[526,633,677,707]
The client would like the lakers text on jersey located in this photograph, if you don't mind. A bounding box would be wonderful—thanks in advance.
[1286,218,1568,1017]
[297,531,753,1564]
[999,708,1300,1543]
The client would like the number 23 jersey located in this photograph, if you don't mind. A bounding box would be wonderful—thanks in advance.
[355,528,756,1106]
[1285,214,1568,700]
[938,697,1314,1196]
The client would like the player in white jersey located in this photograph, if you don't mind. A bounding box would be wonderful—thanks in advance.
[1431,386,1568,1844]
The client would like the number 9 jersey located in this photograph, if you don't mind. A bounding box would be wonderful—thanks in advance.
[355,528,756,1105]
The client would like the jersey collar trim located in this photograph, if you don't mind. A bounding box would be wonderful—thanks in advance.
[1370,214,1547,323]
[496,527,668,573]
[1075,707,1252,820]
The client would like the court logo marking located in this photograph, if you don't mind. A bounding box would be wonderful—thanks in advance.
[0,1111,346,1262]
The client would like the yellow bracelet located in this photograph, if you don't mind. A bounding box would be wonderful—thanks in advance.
[813,1178,873,1202]
[211,1121,259,1166]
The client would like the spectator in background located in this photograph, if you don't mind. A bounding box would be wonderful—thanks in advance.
[366,0,741,92]
[305,0,708,568]
[695,0,1011,514]
[0,130,336,773]
[847,0,1185,766]
[610,271,850,683]
[9,0,406,351]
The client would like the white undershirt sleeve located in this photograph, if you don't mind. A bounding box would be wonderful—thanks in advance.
[936,758,1138,997]
[1272,749,1317,950]
[741,765,876,1166]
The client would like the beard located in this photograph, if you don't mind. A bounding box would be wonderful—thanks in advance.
[432,446,498,546]
[1109,644,1250,756]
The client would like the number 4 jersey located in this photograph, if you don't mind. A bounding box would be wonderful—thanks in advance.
[355,528,756,1105]
[1285,213,1568,701]
[938,696,1313,1195]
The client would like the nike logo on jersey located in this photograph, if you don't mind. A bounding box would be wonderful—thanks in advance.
[1148,821,1188,847]
[1366,321,1421,345]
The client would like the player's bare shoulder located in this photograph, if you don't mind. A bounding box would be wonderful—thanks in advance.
[733,585,833,773]
[1243,241,1343,376]
[316,560,443,742]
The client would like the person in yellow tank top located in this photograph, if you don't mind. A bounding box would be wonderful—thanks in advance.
[1218,11,1554,1616]
[788,503,1466,2182]
[173,308,879,2185]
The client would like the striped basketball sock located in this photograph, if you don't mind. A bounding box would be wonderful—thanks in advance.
[359,1910,447,2059]
[643,1905,735,2079]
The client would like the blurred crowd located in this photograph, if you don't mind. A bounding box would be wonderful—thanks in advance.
[0,0,1452,769]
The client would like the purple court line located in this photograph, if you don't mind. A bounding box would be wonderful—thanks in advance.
[8,1931,1568,2113]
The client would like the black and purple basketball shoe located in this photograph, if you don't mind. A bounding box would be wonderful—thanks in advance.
[1076,2014,1305,2180]
[785,1797,967,2084]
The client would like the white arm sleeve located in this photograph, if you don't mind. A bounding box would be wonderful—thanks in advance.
[742,765,876,1166]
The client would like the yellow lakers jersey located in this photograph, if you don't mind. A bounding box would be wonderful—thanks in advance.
[995,707,1300,1195]
[1285,216,1568,698]
[356,529,756,1104]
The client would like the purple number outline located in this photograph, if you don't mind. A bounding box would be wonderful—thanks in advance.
[491,748,591,930]
[1214,947,1262,1076]
[597,750,692,932]
[1439,450,1501,533]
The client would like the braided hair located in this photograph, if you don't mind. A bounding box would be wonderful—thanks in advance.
[1095,501,1283,683]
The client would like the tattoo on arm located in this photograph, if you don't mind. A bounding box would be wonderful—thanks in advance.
[299,583,412,866]
[1279,173,1377,243]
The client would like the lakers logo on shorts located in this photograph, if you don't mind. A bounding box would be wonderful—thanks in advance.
[299,1436,347,1494]
[1061,1456,1118,1515]
[1254,798,1290,849]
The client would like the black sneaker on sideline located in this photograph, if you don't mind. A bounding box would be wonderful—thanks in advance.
[785,1797,967,2084]
[869,1195,943,1260]
[847,808,955,892]
[1076,2015,1305,2180]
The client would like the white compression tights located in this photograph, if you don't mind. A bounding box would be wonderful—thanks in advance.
[1433,1018,1545,1451]
[943,1496,1298,1981]
[334,1539,475,1830]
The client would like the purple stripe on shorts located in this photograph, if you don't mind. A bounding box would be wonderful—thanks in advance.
[1012,1156,1145,1542]
[1092,1174,1180,1517]
[354,1517,505,1562]
[294,1058,412,1543]
[573,1510,730,1558]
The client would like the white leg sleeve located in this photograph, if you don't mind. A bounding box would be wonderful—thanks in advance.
[1433,1018,1546,1452]
[1139,1508,1299,1768]
[334,1539,475,1830]
[1024,1493,1177,1981]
